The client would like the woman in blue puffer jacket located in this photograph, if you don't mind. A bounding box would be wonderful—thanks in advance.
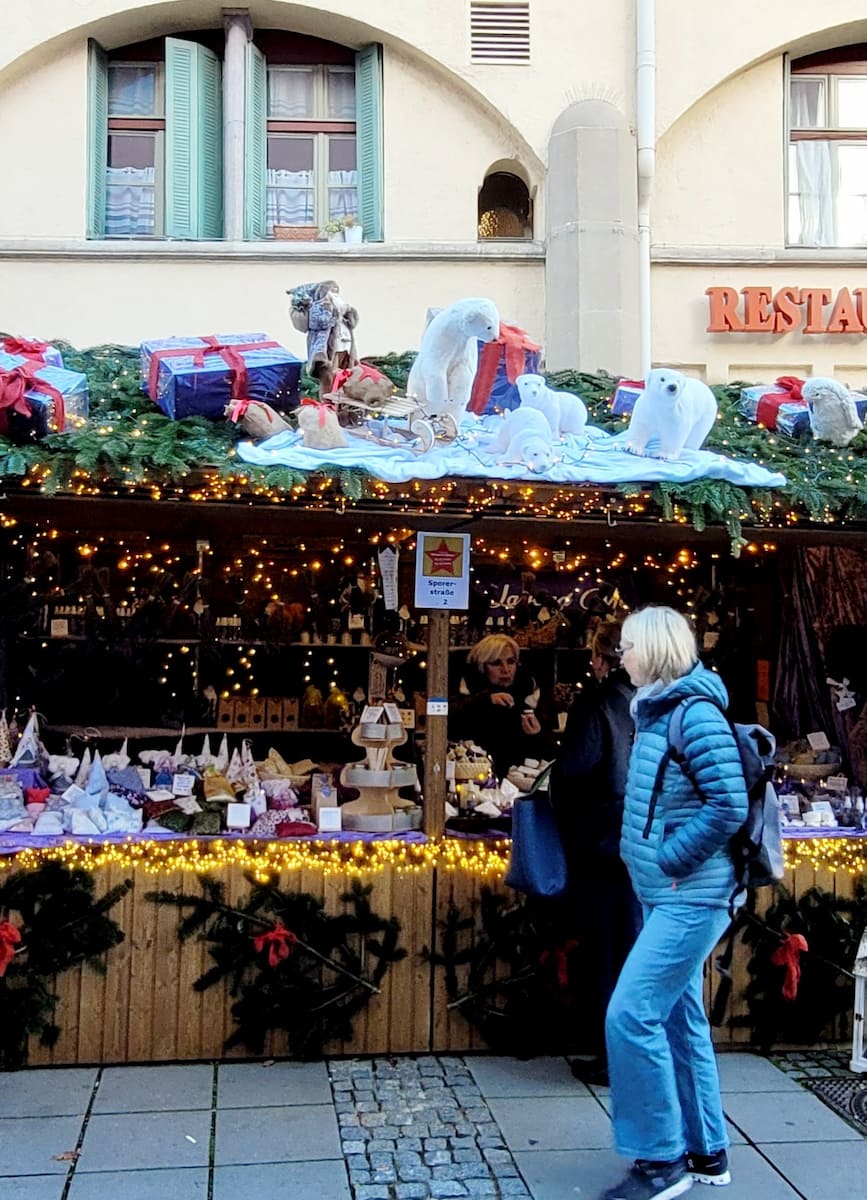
[597,607,748,1200]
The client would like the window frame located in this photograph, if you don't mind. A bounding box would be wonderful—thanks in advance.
[105,60,165,239]
[786,53,867,248]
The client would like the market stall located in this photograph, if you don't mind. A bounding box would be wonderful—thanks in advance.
[2,325,866,1066]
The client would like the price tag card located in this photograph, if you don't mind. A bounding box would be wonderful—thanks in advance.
[426,698,448,716]
[171,773,196,796]
[349,613,366,630]
[50,619,69,638]
[825,775,849,792]
[360,705,384,724]
[383,703,402,723]
[806,731,831,752]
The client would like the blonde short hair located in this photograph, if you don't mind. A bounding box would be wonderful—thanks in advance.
[620,606,697,686]
[467,634,520,671]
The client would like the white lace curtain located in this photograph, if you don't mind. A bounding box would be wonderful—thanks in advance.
[106,169,156,237]
[790,80,834,246]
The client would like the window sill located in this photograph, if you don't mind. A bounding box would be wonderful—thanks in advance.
[0,238,546,263]
[653,244,867,266]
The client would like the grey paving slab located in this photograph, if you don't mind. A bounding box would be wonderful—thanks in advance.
[93,1065,214,1114]
[0,1178,68,1200]
[723,1090,864,1142]
[759,1138,867,1198]
[466,1057,588,1099]
[214,1103,342,1164]
[0,1115,84,1176]
[716,1053,804,1094]
[0,1069,98,1118]
[218,1060,332,1108]
[487,1096,611,1151]
[67,1167,208,1199]
[213,1159,352,1199]
[76,1110,211,1172]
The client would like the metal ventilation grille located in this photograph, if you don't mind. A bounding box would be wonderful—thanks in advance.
[470,2,531,65]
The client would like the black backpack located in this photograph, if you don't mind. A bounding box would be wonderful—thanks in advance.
[650,695,784,910]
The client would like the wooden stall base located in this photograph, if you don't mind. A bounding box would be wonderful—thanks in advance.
[24,865,859,1065]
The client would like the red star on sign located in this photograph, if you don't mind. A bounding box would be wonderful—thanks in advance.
[425,538,462,576]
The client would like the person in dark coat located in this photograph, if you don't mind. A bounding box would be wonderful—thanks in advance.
[450,634,548,780]
[551,620,641,1084]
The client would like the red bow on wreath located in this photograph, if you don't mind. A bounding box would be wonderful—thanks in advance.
[0,920,22,977]
[253,920,298,968]
[539,939,578,990]
[770,932,809,1001]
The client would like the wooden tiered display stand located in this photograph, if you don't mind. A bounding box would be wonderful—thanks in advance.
[339,706,420,833]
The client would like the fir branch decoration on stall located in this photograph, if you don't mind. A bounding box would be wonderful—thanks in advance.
[0,862,131,1068]
[147,876,405,1056]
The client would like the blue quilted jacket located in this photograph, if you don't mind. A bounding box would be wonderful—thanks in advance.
[620,663,748,909]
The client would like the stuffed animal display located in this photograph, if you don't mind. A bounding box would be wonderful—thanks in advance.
[407,297,500,423]
[493,406,555,474]
[625,368,718,460]
[802,376,864,447]
[515,373,588,437]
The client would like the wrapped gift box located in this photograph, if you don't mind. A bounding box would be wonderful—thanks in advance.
[0,336,64,369]
[467,322,541,415]
[611,379,644,416]
[739,382,809,437]
[0,352,89,441]
[140,333,303,421]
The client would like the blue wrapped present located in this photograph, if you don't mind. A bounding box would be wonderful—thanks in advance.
[739,382,809,437]
[467,323,542,415]
[611,380,644,416]
[0,336,63,369]
[141,333,302,421]
[0,352,88,441]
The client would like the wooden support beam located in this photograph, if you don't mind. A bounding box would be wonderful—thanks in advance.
[422,609,450,837]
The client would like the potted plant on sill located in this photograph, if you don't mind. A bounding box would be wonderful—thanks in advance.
[322,219,345,243]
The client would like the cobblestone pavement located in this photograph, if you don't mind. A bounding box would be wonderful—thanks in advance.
[329,1056,532,1200]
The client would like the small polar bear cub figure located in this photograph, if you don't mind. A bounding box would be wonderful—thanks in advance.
[493,406,554,474]
[625,368,718,460]
[407,298,500,421]
[515,373,588,438]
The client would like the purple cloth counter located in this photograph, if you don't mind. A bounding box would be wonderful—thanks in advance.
[0,829,429,856]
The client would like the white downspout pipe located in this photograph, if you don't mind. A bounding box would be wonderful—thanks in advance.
[223,8,252,242]
[636,0,656,377]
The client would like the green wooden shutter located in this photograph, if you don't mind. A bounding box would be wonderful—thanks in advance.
[165,38,223,239]
[355,44,383,242]
[244,41,267,240]
[86,39,108,239]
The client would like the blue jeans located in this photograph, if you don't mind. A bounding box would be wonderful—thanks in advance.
[604,903,732,1162]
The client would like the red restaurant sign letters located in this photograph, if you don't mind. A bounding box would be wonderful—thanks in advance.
[706,286,867,334]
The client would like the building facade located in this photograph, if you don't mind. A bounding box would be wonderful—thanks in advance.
[3,2,867,385]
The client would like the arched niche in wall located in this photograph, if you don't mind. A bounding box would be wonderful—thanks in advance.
[477,159,533,239]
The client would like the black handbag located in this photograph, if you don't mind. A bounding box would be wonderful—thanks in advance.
[504,765,569,898]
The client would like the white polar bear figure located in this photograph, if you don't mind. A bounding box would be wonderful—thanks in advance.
[625,368,718,460]
[407,298,500,422]
[515,373,588,438]
[493,406,554,474]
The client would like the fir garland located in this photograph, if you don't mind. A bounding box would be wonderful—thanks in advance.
[0,861,132,1068]
[146,876,405,1057]
[1,341,866,546]
[732,882,867,1053]
[423,888,588,1056]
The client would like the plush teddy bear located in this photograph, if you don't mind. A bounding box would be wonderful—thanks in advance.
[625,368,717,460]
[407,297,500,423]
[297,400,347,449]
[493,406,554,474]
[515,373,588,438]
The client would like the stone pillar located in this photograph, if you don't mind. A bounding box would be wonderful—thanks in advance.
[223,8,253,242]
[545,100,640,376]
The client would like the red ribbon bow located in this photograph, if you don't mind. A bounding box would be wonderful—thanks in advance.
[300,397,335,427]
[2,337,50,361]
[0,920,22,977]
[468,322,542,414]
[147,336,280,404]
[755,376,806,429]
[770,932,809,1001]
[0,359,65,436]
[253,920,298,968]
[539,938,578,990]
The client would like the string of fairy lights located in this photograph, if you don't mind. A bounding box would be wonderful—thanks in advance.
[3,836,866,879]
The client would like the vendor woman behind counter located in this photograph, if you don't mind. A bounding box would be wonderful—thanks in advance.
[449,634,552,779]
